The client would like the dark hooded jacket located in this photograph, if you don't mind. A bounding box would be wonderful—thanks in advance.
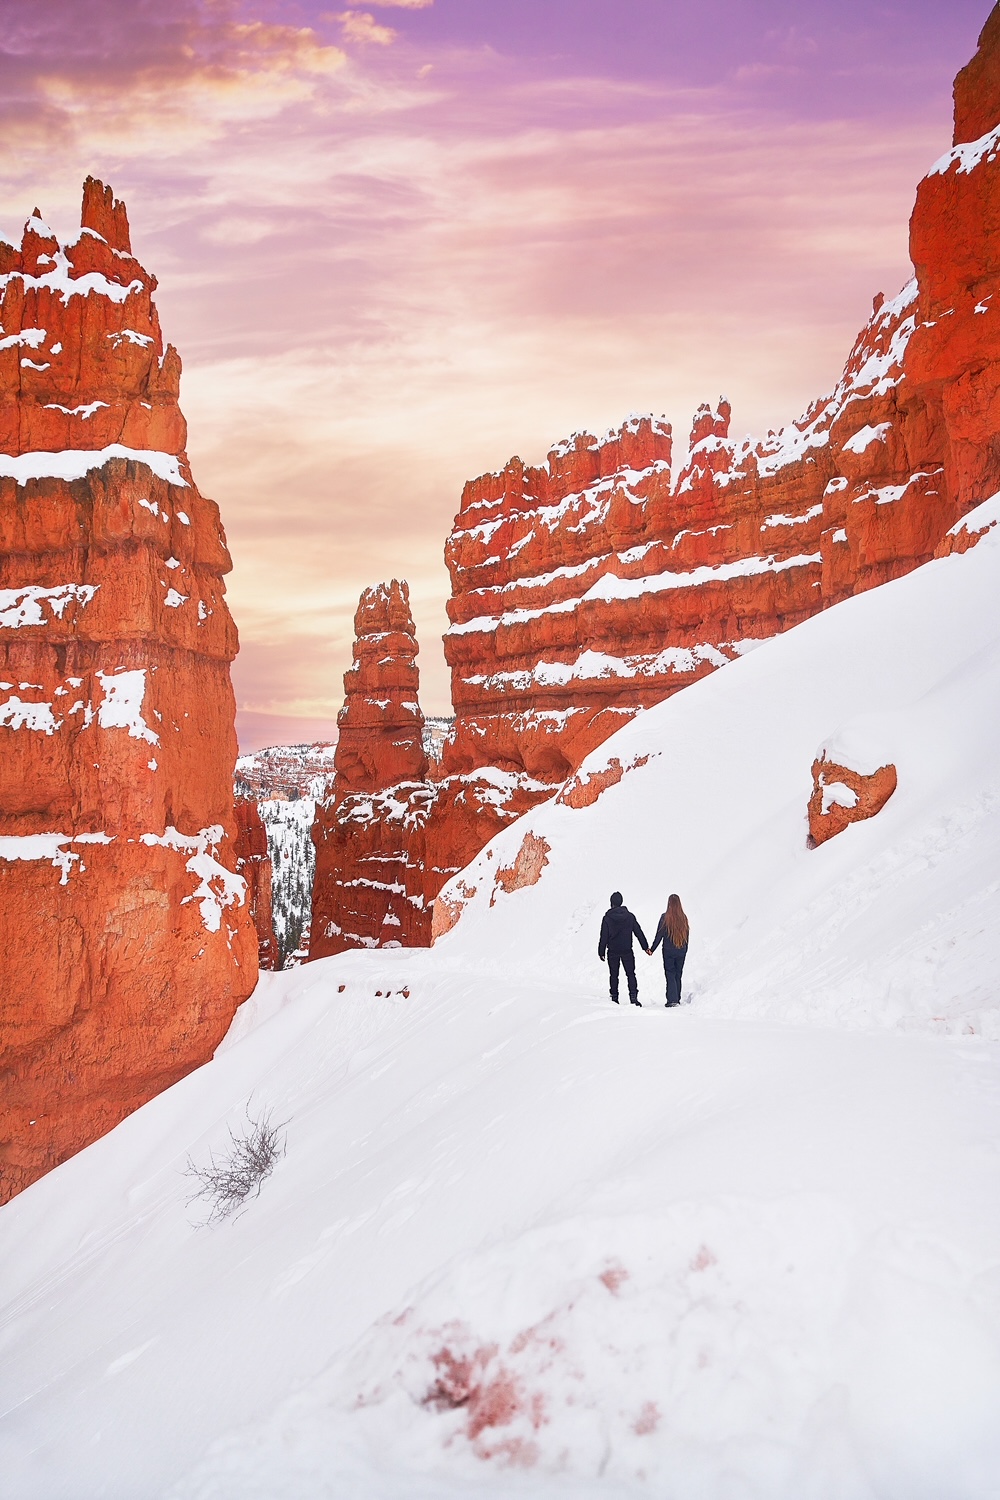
[598,898,649,959]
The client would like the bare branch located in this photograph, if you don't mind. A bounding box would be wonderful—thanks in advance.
[185,1105,287,1224]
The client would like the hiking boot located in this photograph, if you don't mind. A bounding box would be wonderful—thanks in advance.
[631,999,641,1007]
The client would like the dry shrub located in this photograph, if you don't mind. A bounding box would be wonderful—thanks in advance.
[185,1105,287,1224]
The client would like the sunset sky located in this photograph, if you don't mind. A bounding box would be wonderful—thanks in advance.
[1,0,991,748]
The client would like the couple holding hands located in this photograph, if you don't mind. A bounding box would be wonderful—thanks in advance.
[597,891,689,1008]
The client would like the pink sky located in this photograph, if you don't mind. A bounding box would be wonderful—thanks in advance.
[0,0,991,748]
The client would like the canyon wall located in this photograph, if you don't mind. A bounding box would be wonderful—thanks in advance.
[442,8,1000,783]
[311,10,1000,956]
[0,179,257,1200]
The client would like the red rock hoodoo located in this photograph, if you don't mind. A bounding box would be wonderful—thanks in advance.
[0,178,258,1201]
[311,11,1000,953]
[310,581,544,957]
[311,581,432,954]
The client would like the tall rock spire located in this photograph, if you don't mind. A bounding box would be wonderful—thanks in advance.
[0,180,258,1200]
[332,579,428,791]
[311,580,433,955]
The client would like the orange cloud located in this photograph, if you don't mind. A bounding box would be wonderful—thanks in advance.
[335,11,398,47]
[0,2,346,169]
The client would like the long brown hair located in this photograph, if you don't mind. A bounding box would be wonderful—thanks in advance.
[664,893,689,947]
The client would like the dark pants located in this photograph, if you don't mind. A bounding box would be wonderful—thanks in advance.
[608,950,638,1003]
[662,954,685,1007]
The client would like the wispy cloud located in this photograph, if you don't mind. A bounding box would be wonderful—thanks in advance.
[0,1,345,170]
[334,11,398,47]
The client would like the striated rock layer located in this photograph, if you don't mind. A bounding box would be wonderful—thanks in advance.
[0,179,257,1200]
[311,580,431,955]
[313,10,1000,954]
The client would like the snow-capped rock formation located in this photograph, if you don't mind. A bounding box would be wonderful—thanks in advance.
[310,582,549,958]
[443,9,1000,784]
[311,581,434,956]
[442,278,950,783]
[235,741,337,802]
[0,178,257,1201]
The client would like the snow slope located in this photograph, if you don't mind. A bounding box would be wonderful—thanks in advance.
[1,506,1000,1498]
[440,493,1000,1039]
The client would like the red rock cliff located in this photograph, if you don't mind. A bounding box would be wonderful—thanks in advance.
[442,9,1000,784]
[0,179,258,1201]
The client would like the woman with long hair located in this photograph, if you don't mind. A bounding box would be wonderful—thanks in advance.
[649,894,689,1008]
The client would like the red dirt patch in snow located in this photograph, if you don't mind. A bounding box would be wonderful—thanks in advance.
[476,1434,541,1467]
[634,1400,660,1436]
[599,1262,630,1294]
[467,1368,522,1439]
[424,1337,548,1457]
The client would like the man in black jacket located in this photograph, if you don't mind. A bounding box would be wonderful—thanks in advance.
[598,891,650,1006]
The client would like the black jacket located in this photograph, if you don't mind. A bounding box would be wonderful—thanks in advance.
[650,915,688,960]
[599,905,649,959]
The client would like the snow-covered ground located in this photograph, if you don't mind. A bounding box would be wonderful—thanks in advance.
[1,505,999,1498]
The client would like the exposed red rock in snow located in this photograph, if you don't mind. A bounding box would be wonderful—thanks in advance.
[557,755,650,810]
[808,757,898,848]
[0,179,257,1201]
[935,502,1000,557]
[492,831,550,899]
[234,798,277,969]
